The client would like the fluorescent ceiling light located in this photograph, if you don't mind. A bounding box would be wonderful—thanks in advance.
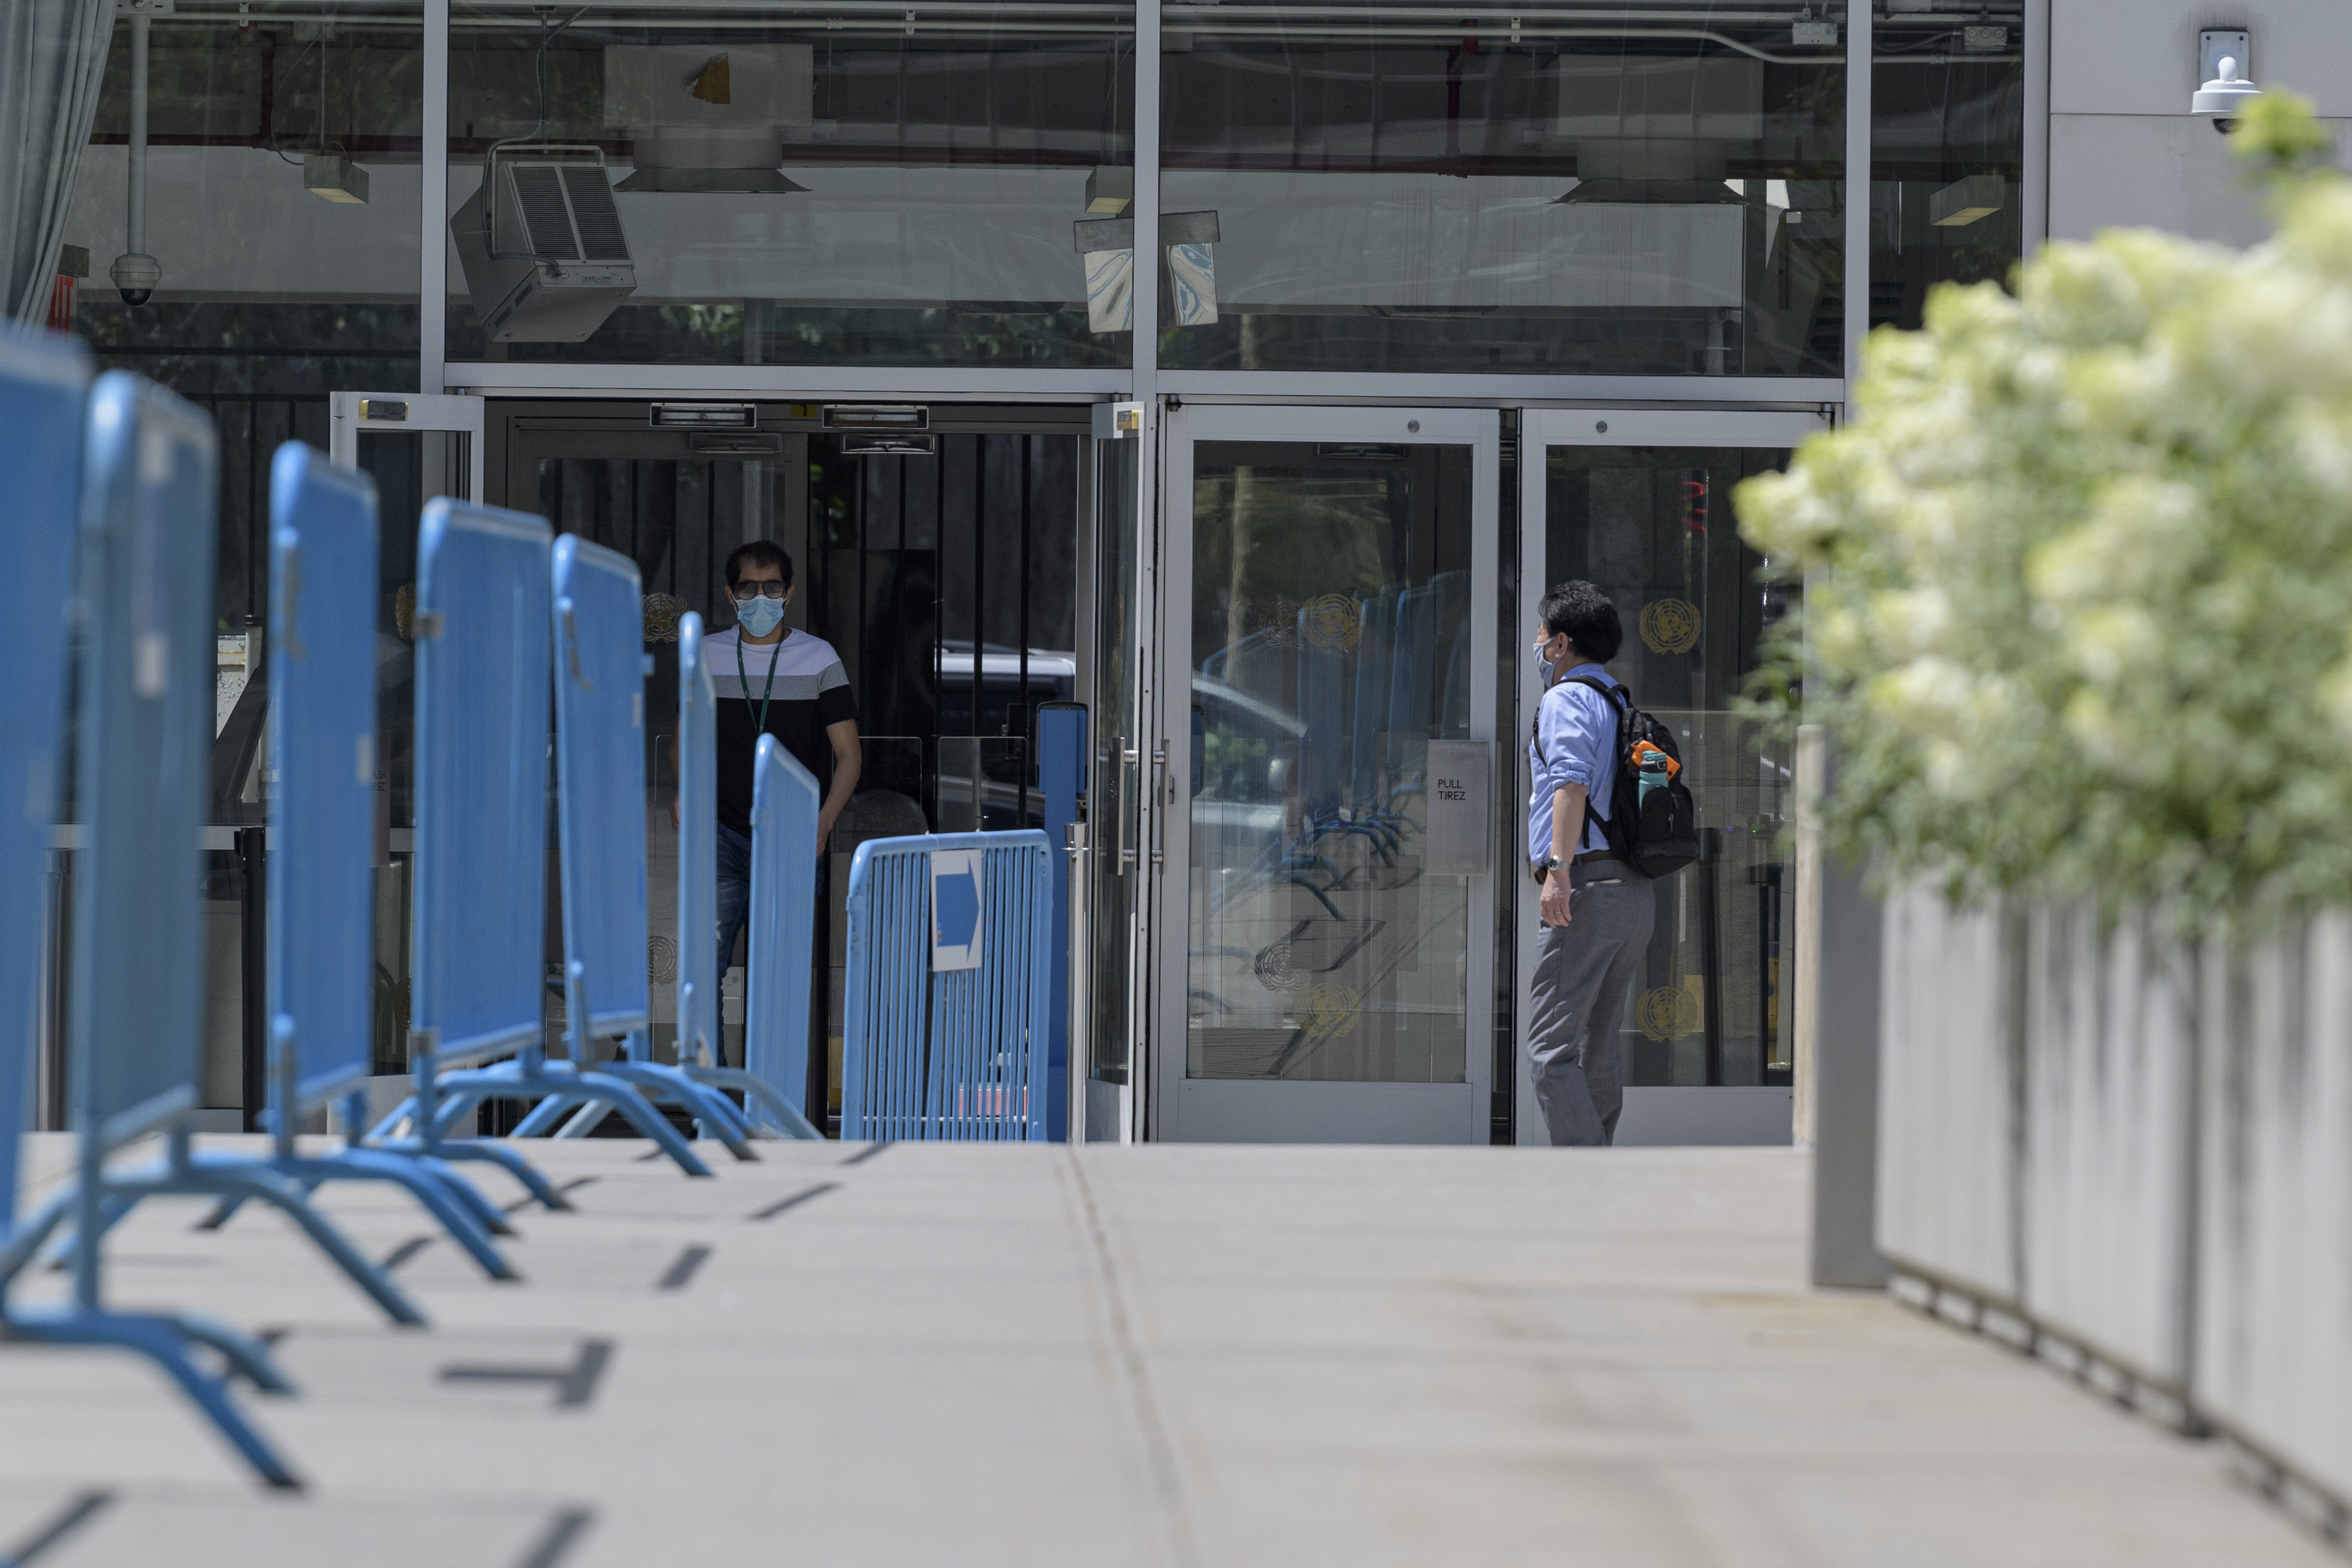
[614,167,808,194]
[1552,179,1745,206]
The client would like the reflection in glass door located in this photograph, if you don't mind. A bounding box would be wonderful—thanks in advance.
[1516,408,1828,1144]
[1160,408,1498,1144]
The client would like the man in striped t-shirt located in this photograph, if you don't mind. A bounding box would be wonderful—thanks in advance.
[673,541,860,1056]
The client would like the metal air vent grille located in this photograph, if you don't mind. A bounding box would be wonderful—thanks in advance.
[562,166,630,262]
[508,164,579,261]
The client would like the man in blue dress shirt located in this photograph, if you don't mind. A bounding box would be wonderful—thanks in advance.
[1524,581,1656,1146]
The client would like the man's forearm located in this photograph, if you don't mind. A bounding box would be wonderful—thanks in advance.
[819,741,861,833]
[1551,782,1586,862]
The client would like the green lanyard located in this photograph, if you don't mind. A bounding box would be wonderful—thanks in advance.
[735,632,785,736]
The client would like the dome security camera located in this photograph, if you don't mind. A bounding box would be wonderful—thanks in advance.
[2192,55,2261,134]
[109,251,161,307]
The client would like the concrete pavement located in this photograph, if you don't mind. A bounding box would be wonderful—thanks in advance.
[0,1135,2333,1566]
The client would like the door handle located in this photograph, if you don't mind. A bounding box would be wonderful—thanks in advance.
[1150,742,1168,868]
[1117,739,1140,870]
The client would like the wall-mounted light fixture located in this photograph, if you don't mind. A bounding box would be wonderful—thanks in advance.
[2192,30,2260,133]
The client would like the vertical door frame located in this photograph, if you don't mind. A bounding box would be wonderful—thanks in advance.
[1147,403,1501,1144]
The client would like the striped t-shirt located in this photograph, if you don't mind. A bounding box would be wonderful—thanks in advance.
[703,624,856,835]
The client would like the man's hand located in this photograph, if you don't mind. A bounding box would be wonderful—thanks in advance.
[1539,868,1574,927]
[817,806,839,854]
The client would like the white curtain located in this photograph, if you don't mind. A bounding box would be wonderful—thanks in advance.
[1,0,115,323]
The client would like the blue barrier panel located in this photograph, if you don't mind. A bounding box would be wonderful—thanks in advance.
[501,540,751,1158]
[413,529,724,1173]
[0,357,300,1487]
[190,447,517,1278]
[70,377,218,1155]
[0,332,84,1237]
[735,733,824,1136]
[1037,704,1086,1141]
[841,830,1053,1142]
[411,498,554,1069]
[554,535,651,1041]
[268,446,379,1109]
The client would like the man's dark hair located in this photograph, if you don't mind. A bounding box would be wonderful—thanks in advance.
[724,540,793,588]
[1538,580,1623,664]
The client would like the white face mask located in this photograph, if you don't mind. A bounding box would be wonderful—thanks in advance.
[1532,635,1562,683]
[736,592,786,637]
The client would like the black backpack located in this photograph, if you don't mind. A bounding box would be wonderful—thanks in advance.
[1553,676,1699,879]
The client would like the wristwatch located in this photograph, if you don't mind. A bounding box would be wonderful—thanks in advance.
[1540,855,1564,875]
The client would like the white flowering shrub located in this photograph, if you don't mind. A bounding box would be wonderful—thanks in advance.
[1738,95,2352,914]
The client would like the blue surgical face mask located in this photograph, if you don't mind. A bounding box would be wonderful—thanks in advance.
[1532,635,1560,683]
[737,594,786,637]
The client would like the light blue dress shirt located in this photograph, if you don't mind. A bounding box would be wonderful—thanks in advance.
[1525,661,1620,863]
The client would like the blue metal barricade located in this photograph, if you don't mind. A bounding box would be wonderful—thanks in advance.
[731,733,825,1136]
[194,446,518,1276]
[381,503,713,1178]
[666,609,822,1137]
[504,543,752,1155]
[0,331,82,1246]
[0,354,301,1486]
[841,831,1054,1142]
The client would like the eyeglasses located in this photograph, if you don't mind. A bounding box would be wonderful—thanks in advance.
[729,582,788,602]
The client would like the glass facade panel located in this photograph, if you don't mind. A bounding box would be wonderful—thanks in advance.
[1543,445,1795,1087]
[1871,6,2025,331]
[445,2,1135,368]
[61,4,425,626]
[1187,441,1475,1082]
[1159,3,1847,375]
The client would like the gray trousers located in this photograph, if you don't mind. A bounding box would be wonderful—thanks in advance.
[1527,873,1656,1147]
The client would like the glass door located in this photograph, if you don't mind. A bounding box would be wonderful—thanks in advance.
[1156,406,1501,1143]
[1515,407,1828,1146]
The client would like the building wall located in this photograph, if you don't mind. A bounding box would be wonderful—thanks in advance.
[2049,0,2352,245]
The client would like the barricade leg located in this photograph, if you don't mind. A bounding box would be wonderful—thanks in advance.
[367,1094,420,1141]
[509,1092,582,1138]
[0,1186,78,1292]
[594,1063,758,1160]
[148,1157,427,1326]
[682,1065,824,1141]
[164,1309,297,1394]
[4,1305,300,1488]
[412,1156,517,1234]
[194,1154,517,1245]
[373,1136,574,1211]
[428,1064,715,1178]
[552,1100,612,1138]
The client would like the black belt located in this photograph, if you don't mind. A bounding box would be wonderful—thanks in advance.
[1532,852,1618,884]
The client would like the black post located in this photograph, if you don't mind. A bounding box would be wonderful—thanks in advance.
[1696,827,1722,1087]
[236,826,267,1132]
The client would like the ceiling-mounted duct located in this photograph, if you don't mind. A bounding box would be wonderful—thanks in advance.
[605,45,814,194]
[451,148,638,343]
